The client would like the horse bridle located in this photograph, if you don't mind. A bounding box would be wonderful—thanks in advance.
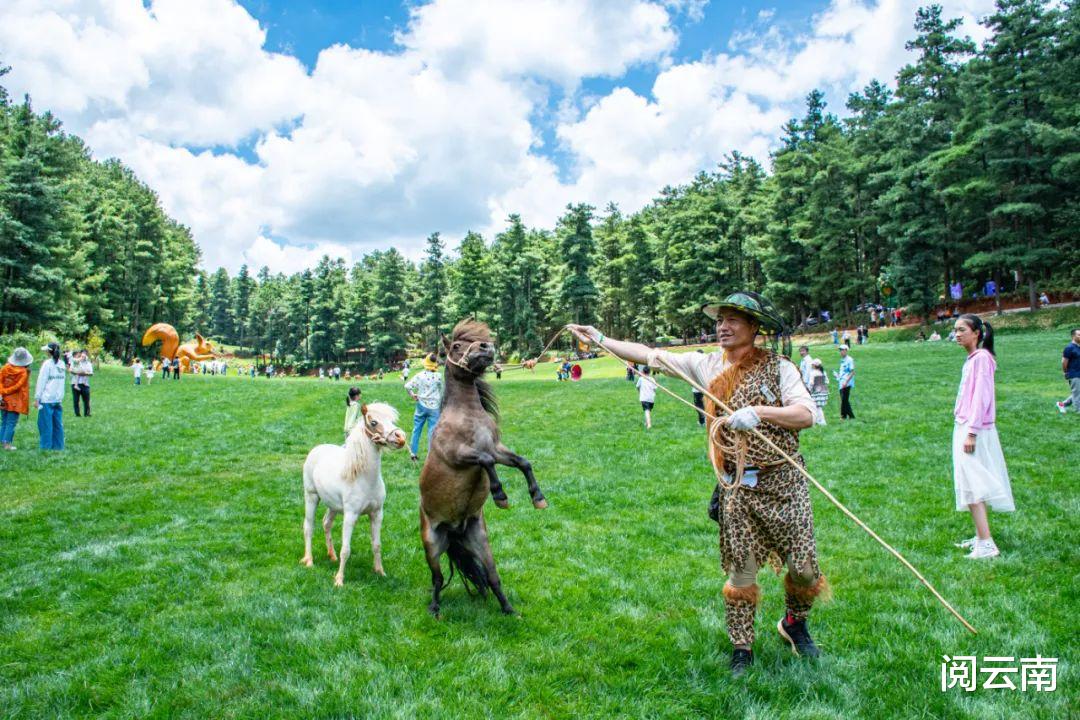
[447,339,494,371]
[361,416,395,446]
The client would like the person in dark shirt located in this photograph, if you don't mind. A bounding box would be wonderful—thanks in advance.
[1056,328,1080,413]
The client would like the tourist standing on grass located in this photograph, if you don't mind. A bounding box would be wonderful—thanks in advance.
[35,342,67,450]
[636,366,657,429]
[835,345,855,419]
[830,328,839,345]
[343,386,363,440]
[808,359,829,421]
[797,346,814,388]
[70,350,93,417]
[952,314,1013,559]
[404,353,443,462]
[0,347,33,451]
[133,358,143,385]
[1056,328,1080,414]
[570,291,827,678]
[173,359,181,379]
[161,357,170,379]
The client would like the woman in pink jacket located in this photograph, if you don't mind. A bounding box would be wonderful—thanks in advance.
[952,314,1014,559]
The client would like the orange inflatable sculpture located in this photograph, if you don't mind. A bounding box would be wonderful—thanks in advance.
[141,323,217,373]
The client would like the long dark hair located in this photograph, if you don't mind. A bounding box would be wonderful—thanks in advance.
[958,314,995,356]
[346,386,361,406]
[45,342,62,364]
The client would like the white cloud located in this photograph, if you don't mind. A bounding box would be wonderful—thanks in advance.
[398,0,676,86]
[541,0,996,220]
[0,0,997,273]
[243,235,356,275]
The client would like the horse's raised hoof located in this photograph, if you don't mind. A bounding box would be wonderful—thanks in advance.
[532,497,548,509]
[300,556,314,567]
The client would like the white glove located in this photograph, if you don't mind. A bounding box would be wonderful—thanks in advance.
[726,406,760,431]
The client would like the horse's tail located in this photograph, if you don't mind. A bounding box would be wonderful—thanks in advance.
[444,523,489,597]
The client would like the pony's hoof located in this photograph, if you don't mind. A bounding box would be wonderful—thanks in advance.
[334,576,344,587]
[532,498,548,509]
[374,566,386,577]
[328,551,338,562]
[501,605,517,615]
[300,556,314,567]
[428,604,441,618]
[494,497,510,509]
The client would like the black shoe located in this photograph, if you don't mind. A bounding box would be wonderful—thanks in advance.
[777,616,821,658]
[730,648,753,677]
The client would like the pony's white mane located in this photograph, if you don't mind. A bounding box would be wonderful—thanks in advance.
[342,402,400,482]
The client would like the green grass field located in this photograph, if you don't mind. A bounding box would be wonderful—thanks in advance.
[1,332,1075,719]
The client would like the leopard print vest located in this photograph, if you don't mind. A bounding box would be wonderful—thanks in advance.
[706,350,800,469]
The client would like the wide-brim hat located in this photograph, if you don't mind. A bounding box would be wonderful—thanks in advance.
[8,347,33,367]
[702,291,788,335]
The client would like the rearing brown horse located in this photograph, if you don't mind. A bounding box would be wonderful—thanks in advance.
[419,320,547,616]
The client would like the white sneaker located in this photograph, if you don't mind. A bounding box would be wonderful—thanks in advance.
[966,540,1000,559]
[1057,401,1068,414]
[955,536,978,549]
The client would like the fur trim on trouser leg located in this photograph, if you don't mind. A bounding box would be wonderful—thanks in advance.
[784,573,830,621]
[723,581,760,647]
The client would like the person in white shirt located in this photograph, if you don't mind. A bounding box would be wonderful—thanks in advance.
[404,353,443,462]
[635,366,658,429]
[70,350,94,416]
[797,345,814,389]
[570,290,826,677]
[35,342,67,450]
[132,359,144,386]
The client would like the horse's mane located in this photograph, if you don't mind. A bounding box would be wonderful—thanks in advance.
[475,378,499,421]
[342,402,398,481]
[447,319,499,421]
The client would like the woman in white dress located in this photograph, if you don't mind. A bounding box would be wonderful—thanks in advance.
[952,314,1013,559]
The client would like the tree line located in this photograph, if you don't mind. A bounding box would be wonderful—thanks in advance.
[0,66,200,358]
[2,1,1076,369]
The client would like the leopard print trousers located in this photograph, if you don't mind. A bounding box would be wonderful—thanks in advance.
[717,461,824,647]
[716,461,820,579]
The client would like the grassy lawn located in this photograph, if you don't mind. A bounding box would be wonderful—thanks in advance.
[1,331,1075,719]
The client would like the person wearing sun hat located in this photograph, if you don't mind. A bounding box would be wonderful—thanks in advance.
[570,290,827,677]
[0,347,34,450]
[404,352,444,462]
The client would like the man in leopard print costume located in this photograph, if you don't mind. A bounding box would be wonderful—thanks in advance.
[570,291,827,677]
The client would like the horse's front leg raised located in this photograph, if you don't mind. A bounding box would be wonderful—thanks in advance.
[493,444,547,509]
[455,447,510,509]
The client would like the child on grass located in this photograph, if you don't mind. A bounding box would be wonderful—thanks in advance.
[343,386,362,441]
[808,359,829,424]
[636,366,657,429]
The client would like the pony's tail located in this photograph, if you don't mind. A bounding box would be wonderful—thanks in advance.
[445,525,490,597]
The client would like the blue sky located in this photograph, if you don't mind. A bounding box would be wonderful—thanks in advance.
[237,0,824,178]
[1,0,995,271]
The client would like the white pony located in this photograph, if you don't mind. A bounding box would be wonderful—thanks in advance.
[301,402,407,585]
